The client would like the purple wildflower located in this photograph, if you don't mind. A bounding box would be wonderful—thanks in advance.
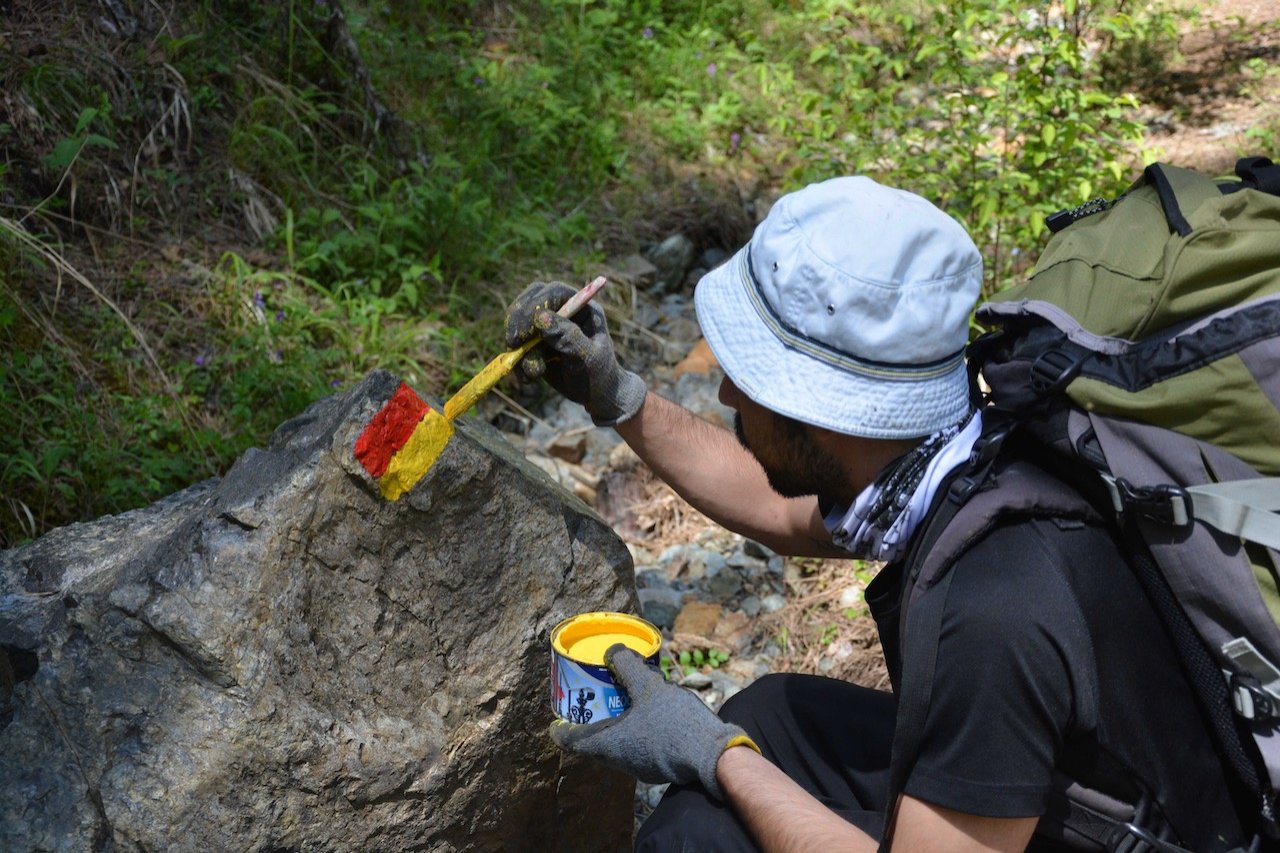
[194,354,207,367]
[707,62,717,77]
[642,26,653,39]
[254,290,266,308]
[730,131,741,153]
[330,379,341,388]
[275,309,286,322]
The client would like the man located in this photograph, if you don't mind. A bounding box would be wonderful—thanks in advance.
[505,177,1247,851]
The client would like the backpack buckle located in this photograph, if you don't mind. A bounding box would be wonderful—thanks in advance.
[1103,476,1193,527]
[948,422,1013,504]
[1229,672,1279,722]
[1029,348,1087,396]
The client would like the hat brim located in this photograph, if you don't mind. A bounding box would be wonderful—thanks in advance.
[694,248,973,439]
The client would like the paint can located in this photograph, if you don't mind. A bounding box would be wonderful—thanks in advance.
[550,611,662,724]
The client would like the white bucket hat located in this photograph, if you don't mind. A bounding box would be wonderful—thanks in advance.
[694,175,982,439]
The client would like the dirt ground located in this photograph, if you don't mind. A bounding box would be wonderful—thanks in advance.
[1142,0,1280,172]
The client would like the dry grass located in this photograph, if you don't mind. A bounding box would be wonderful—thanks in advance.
[757,558,890,691]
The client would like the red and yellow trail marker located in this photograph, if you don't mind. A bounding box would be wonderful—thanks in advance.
[354,382,453,500]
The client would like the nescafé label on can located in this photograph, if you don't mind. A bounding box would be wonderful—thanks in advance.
[550,612,661,724]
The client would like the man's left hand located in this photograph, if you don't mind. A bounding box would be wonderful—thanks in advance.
[549,644,759,800]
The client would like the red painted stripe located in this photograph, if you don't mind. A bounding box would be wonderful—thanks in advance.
[354,382,429,478]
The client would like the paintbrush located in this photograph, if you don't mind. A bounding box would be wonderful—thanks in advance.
[357,276,607,500]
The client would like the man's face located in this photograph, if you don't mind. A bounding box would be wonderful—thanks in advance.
[720,377,847,500]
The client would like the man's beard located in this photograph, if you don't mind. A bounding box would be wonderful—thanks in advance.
[733,413,846,501]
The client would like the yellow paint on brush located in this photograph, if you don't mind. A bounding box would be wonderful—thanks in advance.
[378,412,455,500]
[443,344,535,421]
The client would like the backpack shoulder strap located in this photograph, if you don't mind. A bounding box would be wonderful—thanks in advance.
[881,448,1103,847]
[1143,162,1220,237]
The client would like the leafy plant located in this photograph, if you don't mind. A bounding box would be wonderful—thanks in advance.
[662,647,731,677]
[40,105,119,173]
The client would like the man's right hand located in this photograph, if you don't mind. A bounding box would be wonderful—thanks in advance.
[504,280,647,426]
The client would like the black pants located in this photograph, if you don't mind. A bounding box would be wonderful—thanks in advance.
[634,673,897,852]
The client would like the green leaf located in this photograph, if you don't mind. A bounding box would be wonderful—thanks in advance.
[42,137,83,171]
[73,107,100,135]
[82,133,118,151]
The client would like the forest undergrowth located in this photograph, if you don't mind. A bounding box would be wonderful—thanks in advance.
[2,0,1278,547]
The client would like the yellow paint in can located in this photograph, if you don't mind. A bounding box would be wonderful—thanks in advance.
[551,611,662,666]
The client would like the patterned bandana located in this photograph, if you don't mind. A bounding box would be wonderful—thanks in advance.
[824,411,984,563]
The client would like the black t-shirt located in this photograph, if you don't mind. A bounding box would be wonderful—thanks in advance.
[879,513,1248,850]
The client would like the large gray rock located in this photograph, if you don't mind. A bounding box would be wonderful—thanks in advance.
[0,370,637,852]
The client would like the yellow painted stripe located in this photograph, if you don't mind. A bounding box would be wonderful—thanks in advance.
[378,411,455,500]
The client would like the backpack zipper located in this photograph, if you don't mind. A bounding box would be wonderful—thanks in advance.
[1046,197,1116,233]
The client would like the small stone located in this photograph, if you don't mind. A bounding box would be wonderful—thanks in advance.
[726,553,765,577]
[633,300,662,330]
[705,567,742,600]
[699,551,728,576]
[828,639,854,661]
[643,783,669,810]
[673,601,721,637]
[608,253,659,288]
[838,586,863,608]
[672,339,719,378]
[682,266,708,289]
[627,543,657,567]
[740,595,762,617]
[635,568,669,590]
[700,248,729,269]
[546,433,587,464]
[638,587,683,630]
[760,593,787,614]
[681,671,712,689]
[644,234,697,293]
[709,671,744,700]
[713,611,752,653]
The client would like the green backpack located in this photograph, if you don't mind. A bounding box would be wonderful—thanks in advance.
[892,157,1280,850]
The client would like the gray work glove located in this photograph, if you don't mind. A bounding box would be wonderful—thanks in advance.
[548,644,760,801]
[505,280,647,426]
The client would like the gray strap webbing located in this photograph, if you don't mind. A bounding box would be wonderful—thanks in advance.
[1224,637,1280,712]
[1188,478,1280,552]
